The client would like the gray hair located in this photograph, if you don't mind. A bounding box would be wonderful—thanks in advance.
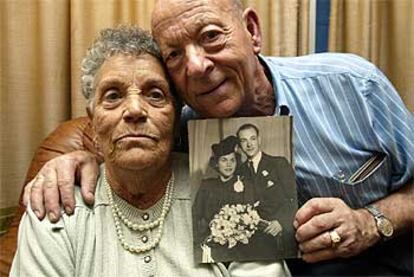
[80,25,163,103]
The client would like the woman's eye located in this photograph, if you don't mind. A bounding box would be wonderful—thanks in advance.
[103,89,121,102]
[146,89,167,105]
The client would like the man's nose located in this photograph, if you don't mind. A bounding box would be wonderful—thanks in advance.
[185,45,213,77]
[123,95,148,123]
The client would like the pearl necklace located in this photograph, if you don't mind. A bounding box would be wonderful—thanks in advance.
[104,171,175,253]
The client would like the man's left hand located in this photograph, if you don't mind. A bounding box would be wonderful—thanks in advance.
[264,220,283,236]
[294,197,381,263]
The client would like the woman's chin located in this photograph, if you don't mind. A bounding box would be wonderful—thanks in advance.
[108,149,168,171]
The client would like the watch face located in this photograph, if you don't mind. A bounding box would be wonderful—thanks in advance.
[378,217,394,237]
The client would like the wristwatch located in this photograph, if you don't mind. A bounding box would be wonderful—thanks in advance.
[365,204,394,240]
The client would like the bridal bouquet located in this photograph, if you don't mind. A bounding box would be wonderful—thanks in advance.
[208,203,262,249]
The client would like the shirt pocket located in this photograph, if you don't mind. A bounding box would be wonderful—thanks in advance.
[331,153,390,207]
[347,153,387,185]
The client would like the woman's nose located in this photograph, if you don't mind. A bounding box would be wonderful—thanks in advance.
[123,95,148,123]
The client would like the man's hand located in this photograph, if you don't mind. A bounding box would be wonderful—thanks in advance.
[23,150,99,222]
[294,197,380,263]
[263,220,283,236]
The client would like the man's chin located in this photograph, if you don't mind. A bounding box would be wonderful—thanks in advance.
[197,101,240,118]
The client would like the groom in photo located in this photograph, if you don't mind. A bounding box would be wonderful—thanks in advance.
[236,123,297,258]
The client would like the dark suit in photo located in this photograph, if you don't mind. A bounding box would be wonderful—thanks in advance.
[240,153,298,259]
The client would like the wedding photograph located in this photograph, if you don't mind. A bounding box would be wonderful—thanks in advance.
[189,116,298,263]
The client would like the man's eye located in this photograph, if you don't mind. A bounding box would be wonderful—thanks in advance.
[165,50,182,67]
[202,30,220,43]
[201,29,226,46]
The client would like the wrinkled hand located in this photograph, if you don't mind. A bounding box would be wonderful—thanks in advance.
[23,150,99,222]
[294,197,380,263]
[264,220,283,236]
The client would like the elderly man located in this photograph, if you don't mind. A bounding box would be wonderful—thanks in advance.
[23,0,414,275]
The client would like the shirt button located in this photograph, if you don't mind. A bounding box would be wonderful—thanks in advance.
[144,255,152,263]
[141,235,148,243]
[335,170,346,182]
[142,213,150,221]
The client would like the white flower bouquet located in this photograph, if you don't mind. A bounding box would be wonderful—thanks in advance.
[207,203,264,249]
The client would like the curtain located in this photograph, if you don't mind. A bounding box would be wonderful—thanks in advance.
[329,0,414,112]
[0,0,310,228]
[244,0,311,56]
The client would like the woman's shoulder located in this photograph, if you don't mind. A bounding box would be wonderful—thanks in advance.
[200,177,221,188]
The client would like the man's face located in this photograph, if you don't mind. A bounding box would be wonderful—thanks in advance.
[91,54,175,170]
[238,127,260,159]
[152,0,260,118]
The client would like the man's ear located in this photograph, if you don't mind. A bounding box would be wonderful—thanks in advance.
[242,7,262,54]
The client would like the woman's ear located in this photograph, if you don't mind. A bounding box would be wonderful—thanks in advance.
[86,104,93,120]
[242,7,262,55]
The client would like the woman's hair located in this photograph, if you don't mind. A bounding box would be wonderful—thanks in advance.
[80,25,175,105]
[208,135,240,171]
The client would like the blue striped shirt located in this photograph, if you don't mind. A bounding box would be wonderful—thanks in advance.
[182,53,414,208]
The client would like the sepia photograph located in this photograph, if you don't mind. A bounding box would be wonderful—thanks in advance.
[189,116,298,263]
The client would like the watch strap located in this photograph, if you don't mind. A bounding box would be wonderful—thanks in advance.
[364,204,394,240]
[365,204,382,218]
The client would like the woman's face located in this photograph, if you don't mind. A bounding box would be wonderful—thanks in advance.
[91,54,176,170]
[217,152,237,178]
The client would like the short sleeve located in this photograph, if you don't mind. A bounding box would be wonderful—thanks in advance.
[363,66,414,189]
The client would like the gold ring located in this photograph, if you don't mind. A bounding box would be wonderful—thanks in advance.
[329,230,341,247]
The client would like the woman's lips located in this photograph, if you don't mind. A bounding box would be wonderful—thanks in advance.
[115,134,157,143]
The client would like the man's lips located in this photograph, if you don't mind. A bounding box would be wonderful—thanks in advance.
[197,79,227,97]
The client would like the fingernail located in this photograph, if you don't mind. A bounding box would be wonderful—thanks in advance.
[293,220,298,229]
[34,210,41,218]
[48,212,56,222]
[87,192,95,201]
[65,206,73,214]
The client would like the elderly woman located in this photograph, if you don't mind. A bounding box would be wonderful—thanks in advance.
[11,26,290,277]
[11,26,203,277]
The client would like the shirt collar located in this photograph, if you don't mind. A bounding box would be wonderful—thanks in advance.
[249,151,263,173]
[258,55,290,116]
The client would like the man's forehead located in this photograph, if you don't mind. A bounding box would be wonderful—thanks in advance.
[239,128,257,137]
[152,0,234,33]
